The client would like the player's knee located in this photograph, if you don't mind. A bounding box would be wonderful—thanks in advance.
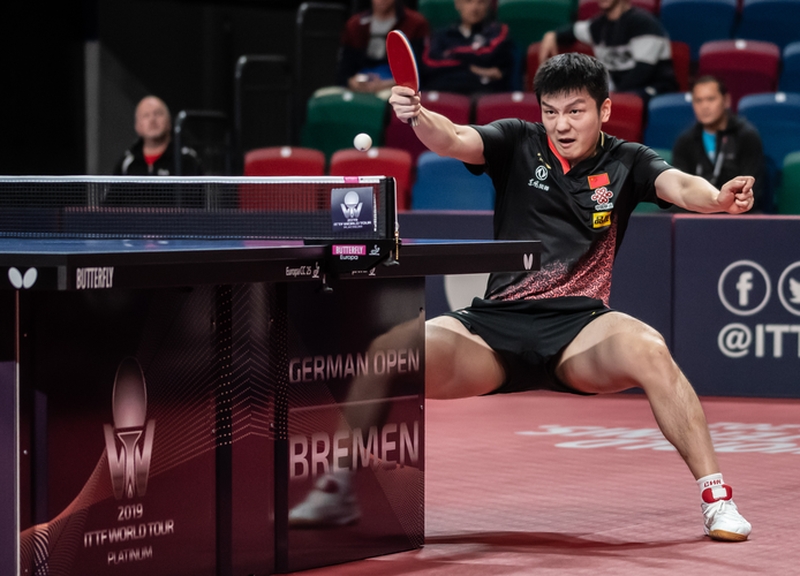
[613,328,676,388]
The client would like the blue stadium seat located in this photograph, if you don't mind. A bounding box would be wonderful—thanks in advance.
[643,92,695,150]
[779,42,800,93]
[738,0,800,50]
[411,152,495,210]
[659,0,738,61]
[738,92,800,213]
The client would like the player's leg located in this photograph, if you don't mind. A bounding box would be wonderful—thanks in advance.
[555,311,718,478]
[425,315,505,399]
[554,311,751,541]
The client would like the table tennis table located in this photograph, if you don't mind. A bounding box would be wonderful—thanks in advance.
[0,175,540,576]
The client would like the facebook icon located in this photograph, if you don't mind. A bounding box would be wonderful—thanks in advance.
[735,271,754,307]
[718,261,771,316]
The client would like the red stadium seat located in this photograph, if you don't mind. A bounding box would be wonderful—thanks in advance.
[240,146,327,211]
[384,91,472,163]
[697,39,781,111]
[604,92,644,143]
[329,147,414,211]
[243,146,325,176]
[475,91,542,124]
[525,41,594,92]
[671,40,691,92]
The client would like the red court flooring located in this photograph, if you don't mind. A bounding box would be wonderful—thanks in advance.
[289,391,800,575]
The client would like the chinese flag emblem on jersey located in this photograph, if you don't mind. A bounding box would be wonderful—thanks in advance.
[588,173,610,189]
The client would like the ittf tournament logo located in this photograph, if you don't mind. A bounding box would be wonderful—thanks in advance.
[331,187,375,232]
[103,357,156,500]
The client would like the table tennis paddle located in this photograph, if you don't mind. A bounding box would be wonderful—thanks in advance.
[386,30,420,127]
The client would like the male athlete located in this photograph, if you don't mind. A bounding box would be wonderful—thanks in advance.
[292,53,752,541]
[389,53,753,541]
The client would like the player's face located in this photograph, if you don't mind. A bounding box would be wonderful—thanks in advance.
[540,89,610,167]
[456,0,491,26]
[692,81,729,131]
[135,97,171,142]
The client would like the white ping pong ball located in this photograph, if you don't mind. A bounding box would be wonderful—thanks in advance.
[354,133,372,151]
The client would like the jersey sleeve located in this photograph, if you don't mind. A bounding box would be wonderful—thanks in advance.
[466,118,530,175]
[630,143,673,207]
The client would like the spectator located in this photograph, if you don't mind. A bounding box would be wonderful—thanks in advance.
[114,96,201,176]
[421,0,514,95]
[672,75,765,211]
[538,0,677,100]
[337,0,430,97]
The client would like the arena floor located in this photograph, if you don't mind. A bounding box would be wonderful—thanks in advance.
[288,391,799,576]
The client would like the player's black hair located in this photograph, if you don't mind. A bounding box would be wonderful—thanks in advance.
[533,53,609,110]
[692,74,729,96]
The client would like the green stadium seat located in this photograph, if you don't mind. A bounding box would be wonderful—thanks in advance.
[418,0,461,30]
[777,151,800,215]
[300,92,388,163]
[497,0,574,53]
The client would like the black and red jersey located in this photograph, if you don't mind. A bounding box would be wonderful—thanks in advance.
[469,119,672,305]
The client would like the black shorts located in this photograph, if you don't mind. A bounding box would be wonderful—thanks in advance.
[442,296,612,395]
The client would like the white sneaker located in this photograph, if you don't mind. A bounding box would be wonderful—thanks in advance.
[701,485,751,541]
[288,473,360,528]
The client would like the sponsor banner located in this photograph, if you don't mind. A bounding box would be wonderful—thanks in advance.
[674,217,800,397]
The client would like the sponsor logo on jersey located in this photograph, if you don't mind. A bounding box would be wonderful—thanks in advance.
[591,186,614,211]
[593,211,611,228]
[528,164,551,191]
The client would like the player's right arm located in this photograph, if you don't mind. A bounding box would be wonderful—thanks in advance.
[388,86,485,165]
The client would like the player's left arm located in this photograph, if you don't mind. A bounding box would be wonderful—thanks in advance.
[655,168,755,214]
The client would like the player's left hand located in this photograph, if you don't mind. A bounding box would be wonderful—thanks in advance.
[718,176,756,214]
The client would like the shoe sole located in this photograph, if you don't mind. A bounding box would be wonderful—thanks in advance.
[707,529,749,542]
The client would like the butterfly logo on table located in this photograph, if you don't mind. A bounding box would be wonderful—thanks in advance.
[7,267,38,289]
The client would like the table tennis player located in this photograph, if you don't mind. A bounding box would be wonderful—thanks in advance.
[291,52,753,542]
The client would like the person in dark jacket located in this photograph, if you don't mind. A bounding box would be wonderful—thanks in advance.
[113,95,201,177]
[421,0,515,95]
[539,0,677,100]
[672,76,765,211]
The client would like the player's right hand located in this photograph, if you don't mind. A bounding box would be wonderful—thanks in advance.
[389,86,420,125]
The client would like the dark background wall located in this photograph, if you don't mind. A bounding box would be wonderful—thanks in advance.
[1,0,411,176]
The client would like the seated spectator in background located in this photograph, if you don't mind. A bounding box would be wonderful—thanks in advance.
[337,0,430,96]
[114,96,201,176]
[538,0,677,100]
[421,0,514,95]
[672,76,765,211]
